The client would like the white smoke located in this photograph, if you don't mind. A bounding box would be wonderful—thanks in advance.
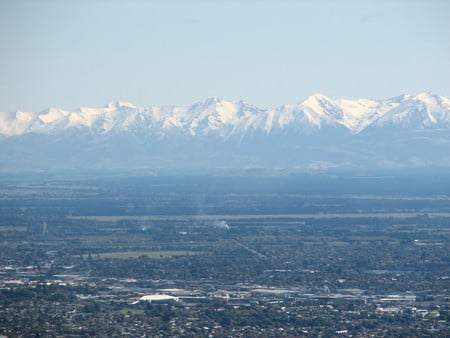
[212,220,230,230]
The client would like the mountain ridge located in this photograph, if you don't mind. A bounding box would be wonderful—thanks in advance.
[1,93,449,138]
[1,93,449,171]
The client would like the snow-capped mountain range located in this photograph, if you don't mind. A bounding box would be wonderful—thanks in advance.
[1,92,449,137]
[1,93,449,171]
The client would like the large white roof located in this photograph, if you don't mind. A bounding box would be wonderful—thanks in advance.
[139,294,178,302]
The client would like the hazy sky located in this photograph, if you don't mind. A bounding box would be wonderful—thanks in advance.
[1,0,449,111]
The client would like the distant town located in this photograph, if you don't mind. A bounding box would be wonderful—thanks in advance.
[0,173,449,336]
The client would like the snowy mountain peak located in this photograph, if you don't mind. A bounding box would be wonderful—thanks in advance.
[105,101,137,109]
[199,96,222,106]
[369,92,450,129]
[300,94,347,128]
[1,93,449,170]
[38,108,69,124]
[1,93,449,137]
[388,93,412,102]
[301,94,335,110]
[303,93,332,102]
[413,92,439,104]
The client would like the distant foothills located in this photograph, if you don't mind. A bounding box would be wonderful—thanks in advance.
[0,93,449,171]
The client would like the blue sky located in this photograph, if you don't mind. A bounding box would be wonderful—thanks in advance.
[0,0,449,111]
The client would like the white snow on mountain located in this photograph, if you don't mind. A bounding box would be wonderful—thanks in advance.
[1,93,449,137]
[372,92,450,129]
